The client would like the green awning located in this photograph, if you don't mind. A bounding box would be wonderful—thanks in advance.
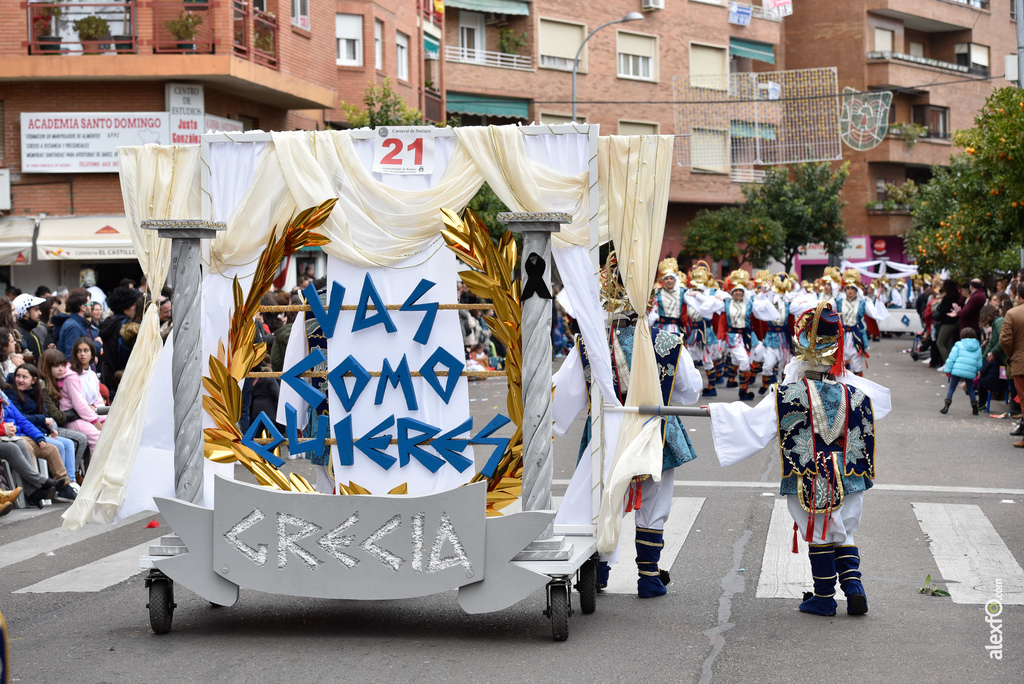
[446,92,529,119]
[730,37,775,65]
[444,0,530,15]
[730,121,777,140]
[424,35,439,58]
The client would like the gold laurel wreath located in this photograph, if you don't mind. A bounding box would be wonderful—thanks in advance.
[440,207,524,515]
[202,199,336,492]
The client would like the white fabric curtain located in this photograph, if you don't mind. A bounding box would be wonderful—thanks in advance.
[595,135,674,554]
[840,259,918,279]
[63,144,198,529]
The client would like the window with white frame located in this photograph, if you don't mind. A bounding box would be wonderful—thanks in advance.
[459,10,485,62]
[955,42,990,75]
[689,43,728,89]
[396,31,409,80]
[618,120,658,135]
[539,18,586,71]
[617,31,656,81]
[336,14,363,66]
[291,0,309,30]
[375,20,383,70]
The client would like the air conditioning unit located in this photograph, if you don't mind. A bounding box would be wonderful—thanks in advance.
[484,12,508,25]
[642,0,665,10]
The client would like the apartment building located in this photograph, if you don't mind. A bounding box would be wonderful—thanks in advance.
[0,0,435,293]
[441,0,786,260]
[785,0,1018,268]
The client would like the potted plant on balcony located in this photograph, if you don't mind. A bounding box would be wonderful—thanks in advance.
[32,1,64,54]
[164,10,202,52]
[73,15,109,54]
[254,25,275,56]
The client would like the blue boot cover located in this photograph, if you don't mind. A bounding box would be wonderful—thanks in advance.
[835,545,868,615]
[597,561,610,590]
[799,543,838,616]
[636,528,668,598]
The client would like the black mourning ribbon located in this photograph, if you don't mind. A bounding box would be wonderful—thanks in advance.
[521,253,552,301]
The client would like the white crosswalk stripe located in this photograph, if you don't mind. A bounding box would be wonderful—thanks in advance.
[756,497,844,602]
[0,511,153,571]
[603,497,705,595]
[14,538,159,594]
[912,502,1024,605]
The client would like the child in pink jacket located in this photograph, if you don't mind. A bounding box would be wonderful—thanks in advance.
[59,336,105,452]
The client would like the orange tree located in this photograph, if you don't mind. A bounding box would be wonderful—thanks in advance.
[682,205,784,270]
[906,87,1024,280]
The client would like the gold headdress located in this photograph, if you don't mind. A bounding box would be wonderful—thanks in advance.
[754,269,772,288]
[599,252,630,313]
[727,268,751,291]
[876,275,891,290]
[688,260,712,288]
[822,266,843,287]
[842,268,863,289]
[792,302,845,374]
[772,272,794,294]
[658,257,680,283]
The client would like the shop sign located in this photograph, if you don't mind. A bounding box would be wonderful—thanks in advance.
[20,112,169,173]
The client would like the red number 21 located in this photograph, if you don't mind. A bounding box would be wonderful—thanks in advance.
[380,138,403,164]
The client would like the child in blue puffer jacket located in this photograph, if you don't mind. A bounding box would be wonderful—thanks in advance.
[941,327,984,415]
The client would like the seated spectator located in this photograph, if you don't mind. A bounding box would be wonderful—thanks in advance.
[0,386,72,502]
[13,293,50,365]
[7,363,78,496]
[0,327,24,379]
[39,349,89,475]
[60,337,106,455]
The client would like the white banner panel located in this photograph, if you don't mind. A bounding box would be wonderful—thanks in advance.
[166,83,205,145]
[324,245,476,495]
[21,112,169,173]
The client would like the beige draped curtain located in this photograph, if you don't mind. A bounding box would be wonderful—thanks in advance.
[63,144,199,529]
[595,135,674,554]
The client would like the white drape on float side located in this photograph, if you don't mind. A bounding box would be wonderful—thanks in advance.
[595,135,674,554]
[840,259,919,279]
[62,144,197,530]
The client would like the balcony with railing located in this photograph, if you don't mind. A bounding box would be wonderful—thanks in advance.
[445,44,532,71]
[26,1,137,55]
[153,1,214,54]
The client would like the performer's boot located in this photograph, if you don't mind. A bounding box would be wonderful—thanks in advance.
[939,398,951,414]
[702,366,718,396]
[725,363,738,387]
[739,371,755,401]
[702,385,718,397]
[635,528,668,598]
[715,358,726,385]
[597,561,610,591]
[799,543,838,616]
[758,372,776,395]
[834,545,868,615]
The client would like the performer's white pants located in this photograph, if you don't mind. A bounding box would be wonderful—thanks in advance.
[687,343,712,367]
[727,335,751,372]
[761,345,785,376]
[787,491,862,545]
[843,343,864,373]
[636,468,675,531]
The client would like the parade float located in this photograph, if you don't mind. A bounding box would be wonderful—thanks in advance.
[60,124,676,641]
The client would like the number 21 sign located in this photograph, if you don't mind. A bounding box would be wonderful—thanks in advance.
[372,126,435,175]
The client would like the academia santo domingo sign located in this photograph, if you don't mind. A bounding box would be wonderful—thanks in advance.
[20,112,169,173]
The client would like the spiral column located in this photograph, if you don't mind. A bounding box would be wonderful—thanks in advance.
[499,212,572,561]
[142,220,225,505]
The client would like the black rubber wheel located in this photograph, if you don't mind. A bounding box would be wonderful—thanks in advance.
[549,584,569,641]
[577,560,597,615]
[149,580,174,634]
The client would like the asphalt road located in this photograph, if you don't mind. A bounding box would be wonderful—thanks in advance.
[1,337,1020,683]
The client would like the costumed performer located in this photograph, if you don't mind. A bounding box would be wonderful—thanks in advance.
[682,262,725,397]
[553,253,704,598]
[653,257,685,335]
[836,270,870,376]
[753,272,793,394]
[723,269,759,401]
[708,303,891,616]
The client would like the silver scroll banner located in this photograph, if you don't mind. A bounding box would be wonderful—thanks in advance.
[152,477,553,614]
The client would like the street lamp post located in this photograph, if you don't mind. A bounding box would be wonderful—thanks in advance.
[571,12,644,122]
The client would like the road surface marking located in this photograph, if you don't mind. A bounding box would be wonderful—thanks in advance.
[755,498,845,601]
[913,502,1024,605]
[14,538,158,594]
[0,511,153,571]
[603,497,705,595]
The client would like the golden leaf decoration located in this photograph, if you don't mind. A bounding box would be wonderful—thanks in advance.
[440,206,524,516]
[201,199,336,493]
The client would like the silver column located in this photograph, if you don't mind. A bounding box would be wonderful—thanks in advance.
[141,220,225,504]
[499,212,571,561]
